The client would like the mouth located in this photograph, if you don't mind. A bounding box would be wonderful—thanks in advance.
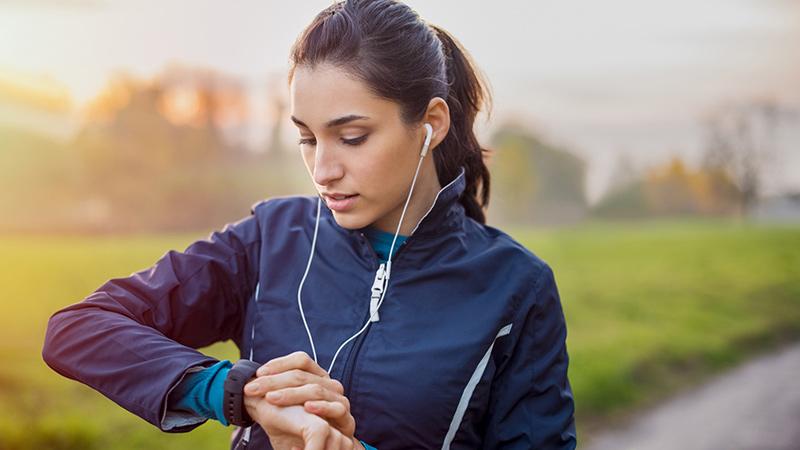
[323,193,359,212]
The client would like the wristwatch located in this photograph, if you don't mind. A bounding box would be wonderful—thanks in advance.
[223,359,262,427]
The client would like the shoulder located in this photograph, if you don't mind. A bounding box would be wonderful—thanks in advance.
[462,219,561,323]
[465,218,553,290]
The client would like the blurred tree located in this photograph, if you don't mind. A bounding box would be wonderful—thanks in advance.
[607,151,639,195]
[701,99,781,217]
[489,123,588,225]
[592,153,649,219]
[2,64,312,233]
[158,64,249,155]
[265,73,288,157]
[70,67,302,232]
[594,156,740,218]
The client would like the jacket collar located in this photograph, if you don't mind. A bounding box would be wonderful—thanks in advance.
[406,166,467,239]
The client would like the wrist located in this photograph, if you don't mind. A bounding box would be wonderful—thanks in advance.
[222,359,261,427]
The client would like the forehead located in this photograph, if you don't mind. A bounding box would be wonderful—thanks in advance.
[289,63,400,126]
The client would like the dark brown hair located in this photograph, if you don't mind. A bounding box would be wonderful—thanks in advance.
[288,0,492,223]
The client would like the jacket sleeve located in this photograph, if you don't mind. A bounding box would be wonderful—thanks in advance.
[481,263,577,449]
[41,205,262,432]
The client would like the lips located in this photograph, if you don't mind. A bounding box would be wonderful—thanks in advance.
[326,193,357,200]
[323,193,359,212]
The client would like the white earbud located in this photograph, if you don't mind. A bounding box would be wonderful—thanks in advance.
[421,123,433,157]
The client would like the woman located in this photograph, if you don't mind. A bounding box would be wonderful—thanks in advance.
[42,1,576,449]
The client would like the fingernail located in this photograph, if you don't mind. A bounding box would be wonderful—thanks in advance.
[267,391,282,400]
[245,383,259,393]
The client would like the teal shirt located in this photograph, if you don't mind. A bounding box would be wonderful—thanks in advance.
[167,225,407,447]
[361,225,408,263]
[167,359,232,426]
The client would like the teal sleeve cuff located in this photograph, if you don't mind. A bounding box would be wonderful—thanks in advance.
[360,440,377,450]
[210,362,232,425]
[168,359,233,425]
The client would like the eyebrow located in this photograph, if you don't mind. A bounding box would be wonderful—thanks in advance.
[290,114,370,129]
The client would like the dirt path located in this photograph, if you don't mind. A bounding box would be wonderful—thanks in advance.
[584,343,800,450]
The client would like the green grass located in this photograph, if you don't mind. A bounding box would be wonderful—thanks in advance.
[508,218,800,432]
[1,218,798,448]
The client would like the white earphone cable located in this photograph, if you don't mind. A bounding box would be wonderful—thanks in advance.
[321,150,426,374]
[297,196,322,365]
[299,125,431,375]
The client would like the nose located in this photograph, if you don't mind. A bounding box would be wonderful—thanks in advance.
[312,140,344,187]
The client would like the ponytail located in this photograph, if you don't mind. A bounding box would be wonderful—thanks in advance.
[429,25,492,224]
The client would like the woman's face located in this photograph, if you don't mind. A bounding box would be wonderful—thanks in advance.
[289,63,437,233]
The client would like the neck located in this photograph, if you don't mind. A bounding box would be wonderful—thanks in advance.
[371,159,441,236]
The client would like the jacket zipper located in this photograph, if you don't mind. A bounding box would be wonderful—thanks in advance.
[339,176,460,399]
[341,307,372,395]
[339,215,425,393]
[340,232,380,394]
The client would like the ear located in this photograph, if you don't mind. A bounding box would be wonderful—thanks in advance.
[421,97,450,153]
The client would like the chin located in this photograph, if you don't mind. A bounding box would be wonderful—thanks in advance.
[330,211,371,230]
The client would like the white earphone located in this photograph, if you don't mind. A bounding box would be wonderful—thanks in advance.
[421,122,433,157]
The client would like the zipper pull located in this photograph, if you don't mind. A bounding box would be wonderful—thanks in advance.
[234,426,251,450]
[370,263,387,322]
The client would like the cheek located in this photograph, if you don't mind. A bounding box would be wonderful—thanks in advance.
[300,148,319,182]
[301,148,314,170]
[356,142,406,195]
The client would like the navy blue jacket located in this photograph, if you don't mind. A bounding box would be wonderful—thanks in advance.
[42,167,577,449]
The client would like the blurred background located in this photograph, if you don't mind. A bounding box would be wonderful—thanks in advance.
[1,0,798,449]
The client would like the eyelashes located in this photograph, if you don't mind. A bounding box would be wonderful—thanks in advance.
[298,135,368,147]
[343,135,368,146]
[298,138,315,146]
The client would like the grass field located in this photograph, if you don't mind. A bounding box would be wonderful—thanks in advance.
[1,218,798,449]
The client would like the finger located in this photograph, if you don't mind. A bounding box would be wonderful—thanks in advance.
[266,384,347,407]
[304,400,348,419]
[326,428,346,450]
[258,350,328,378]
[338,429,355,450]
[303,421,330,450]
[245,370,342,396]
[345,434,358,450]
[329,378,345,395]
[305,400,355,436]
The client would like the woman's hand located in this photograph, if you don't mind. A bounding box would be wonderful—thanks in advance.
[244,393,360,450]
[244,351,359,446]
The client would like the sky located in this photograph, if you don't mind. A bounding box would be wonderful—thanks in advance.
[1,0,798,202]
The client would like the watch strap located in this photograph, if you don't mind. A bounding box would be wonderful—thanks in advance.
[223,359,261,427]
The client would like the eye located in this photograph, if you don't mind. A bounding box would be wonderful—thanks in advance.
[298,135,368,147]
[342,135,368,146]
[298,137,316,146]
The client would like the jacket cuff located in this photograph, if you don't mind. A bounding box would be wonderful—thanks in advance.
[160,364,210,431]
